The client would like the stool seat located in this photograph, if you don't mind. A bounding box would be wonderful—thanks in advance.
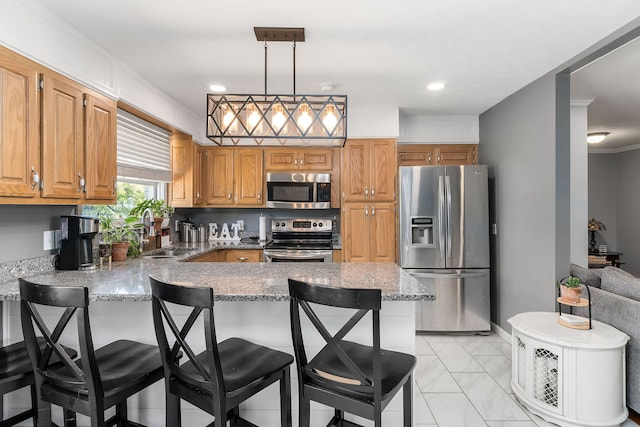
[180,337,294,393]
[306,340,416,401]
[0,338,76,381]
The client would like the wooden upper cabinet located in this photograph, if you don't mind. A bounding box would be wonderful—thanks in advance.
[434,144,477,165]
[40,73,84,199]
[342,139,396,202]
[192,144,205,206]
[84,93,116,200]
[203,147,233,206]
[169,133,194,207]
[398,143,477,166]
[265,148,332,171]
[234,148,263,206]
[0,47,40,198]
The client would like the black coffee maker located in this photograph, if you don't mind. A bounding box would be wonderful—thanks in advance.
[58,215,100,270]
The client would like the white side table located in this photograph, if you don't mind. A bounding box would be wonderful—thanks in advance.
[508,312,629,427]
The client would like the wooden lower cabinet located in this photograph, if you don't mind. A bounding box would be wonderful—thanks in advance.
[189,249,262,262]
[342,202,396,263]
[332,249,342,263]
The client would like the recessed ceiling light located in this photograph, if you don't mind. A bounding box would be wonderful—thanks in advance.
[209,84,227,92]
[587,132,610,144]
[427,82,446,91]
[320,83,335,92]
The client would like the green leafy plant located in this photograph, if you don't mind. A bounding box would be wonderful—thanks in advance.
[129,198,175,218]
[557,275,581,288]
[99,215,144,257]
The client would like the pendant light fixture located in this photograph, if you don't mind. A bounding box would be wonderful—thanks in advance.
[206,27,347,147]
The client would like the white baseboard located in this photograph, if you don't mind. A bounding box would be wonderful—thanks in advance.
[491,321,511,342]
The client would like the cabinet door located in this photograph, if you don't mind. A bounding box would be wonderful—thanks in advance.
[203,147,233,205]
[369,139,396,201]
[41,74,84,199]
[224,249,262,262]
[299,148,332,171]
[264,148,297,170]
[342,140,369,202]
[234,148,263,206]
[84,93,116,201]
[0,48,40,197]
[434,144,476,165]
[169,134,194,207]
[397,144,433,166]
[193,144,205,206]
[370,202,396,262]
[342,203,370,262]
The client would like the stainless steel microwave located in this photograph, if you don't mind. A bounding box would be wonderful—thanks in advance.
[266,172,331,209]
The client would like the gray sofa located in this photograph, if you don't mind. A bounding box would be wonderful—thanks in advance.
[570,264,640,413]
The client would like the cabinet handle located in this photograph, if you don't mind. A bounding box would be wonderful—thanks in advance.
[437,155,441,163]
[342,192,345,199]
[364,186,368,197]
[371,206,375,217]
[300,158,304,166]
[365,207,368,216]
[238,256,248,262]
[31,167,40,190]
[257,192,261,201]
[78,174,86,193]
[228,193,232,200]
[428,155,432,164]
[196,192,200,199]
[112,177,116,195]
[371,187,375,197]
[294,158,298,166]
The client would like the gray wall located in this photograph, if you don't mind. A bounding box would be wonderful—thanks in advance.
[0,205,76,263]
[479,72,570,332]
[589,150,640,275]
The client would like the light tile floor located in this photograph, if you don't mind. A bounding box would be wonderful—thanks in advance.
[414,332,638,427]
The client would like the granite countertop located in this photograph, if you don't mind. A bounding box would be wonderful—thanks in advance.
[0,242,434,302]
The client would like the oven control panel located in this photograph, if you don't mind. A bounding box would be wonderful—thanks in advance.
[271,218,332,233]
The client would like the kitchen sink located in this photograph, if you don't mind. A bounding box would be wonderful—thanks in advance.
[141,247,199,259]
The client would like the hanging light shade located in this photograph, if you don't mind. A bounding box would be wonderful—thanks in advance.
[206,27,347,147]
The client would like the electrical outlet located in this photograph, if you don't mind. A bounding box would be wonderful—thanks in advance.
[237,220,244,231]
[43,230,56,250]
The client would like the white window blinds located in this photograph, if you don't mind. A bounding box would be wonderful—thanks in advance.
[117,109,171,182]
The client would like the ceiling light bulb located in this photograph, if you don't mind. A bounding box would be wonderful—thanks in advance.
[271,104,287,132]
[247,106,261,132]
[427,82,446,91]
[322,105,338,133]
[209,84,227,92]
[297,104,313,133]
[587,132,610,144]
[222,109,236,130]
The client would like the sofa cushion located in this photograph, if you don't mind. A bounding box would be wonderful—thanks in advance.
[601,267,640,302]
[570,264,602,288]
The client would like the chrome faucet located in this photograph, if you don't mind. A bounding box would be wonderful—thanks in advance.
[139,208,154,250]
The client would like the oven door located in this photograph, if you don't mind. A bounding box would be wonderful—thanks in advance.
[263,249,332,262]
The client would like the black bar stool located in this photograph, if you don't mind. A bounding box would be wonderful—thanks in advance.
[19,278,167,427]
[288,278,417,427]
[0,337,76,427]
[149,275,294,427]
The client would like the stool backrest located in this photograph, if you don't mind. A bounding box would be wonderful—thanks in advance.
[288,278,382,399]
[149,276,224,394]
[19,279,102,399]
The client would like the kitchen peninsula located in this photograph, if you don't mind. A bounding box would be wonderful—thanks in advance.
[0,249,433,426]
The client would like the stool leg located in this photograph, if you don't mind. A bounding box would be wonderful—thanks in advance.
[116,401,128,427]
[166,392,181,427]
[403,376,412,427]
[63,409,77,427]
[33,383,52,427]
[280,367,292,427]
[298,394,310,427]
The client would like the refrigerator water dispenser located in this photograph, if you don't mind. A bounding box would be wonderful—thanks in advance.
[411,217,435,247]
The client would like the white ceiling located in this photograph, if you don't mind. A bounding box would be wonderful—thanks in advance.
[30,0,640,130]
[572,36,640,150]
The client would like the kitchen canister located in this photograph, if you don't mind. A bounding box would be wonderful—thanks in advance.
[198,225,207,242]
[189,228,198,243]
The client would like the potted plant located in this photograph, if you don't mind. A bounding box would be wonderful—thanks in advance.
[558,276,582,303]
[129,199,175,231]
[99,215,144,261]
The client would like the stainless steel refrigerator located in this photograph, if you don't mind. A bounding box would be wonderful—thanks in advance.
[399,165,490,333]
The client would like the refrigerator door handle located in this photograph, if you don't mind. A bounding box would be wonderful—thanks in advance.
[438,175,445,260]
[445,175,452,261]
[408,271,487,279]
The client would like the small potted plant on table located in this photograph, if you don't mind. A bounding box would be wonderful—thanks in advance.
[558,276,582,303]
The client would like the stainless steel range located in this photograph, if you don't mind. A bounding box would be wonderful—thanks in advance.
[263,218,333,262]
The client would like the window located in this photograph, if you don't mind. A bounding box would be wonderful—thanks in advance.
[82,109,171,219]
